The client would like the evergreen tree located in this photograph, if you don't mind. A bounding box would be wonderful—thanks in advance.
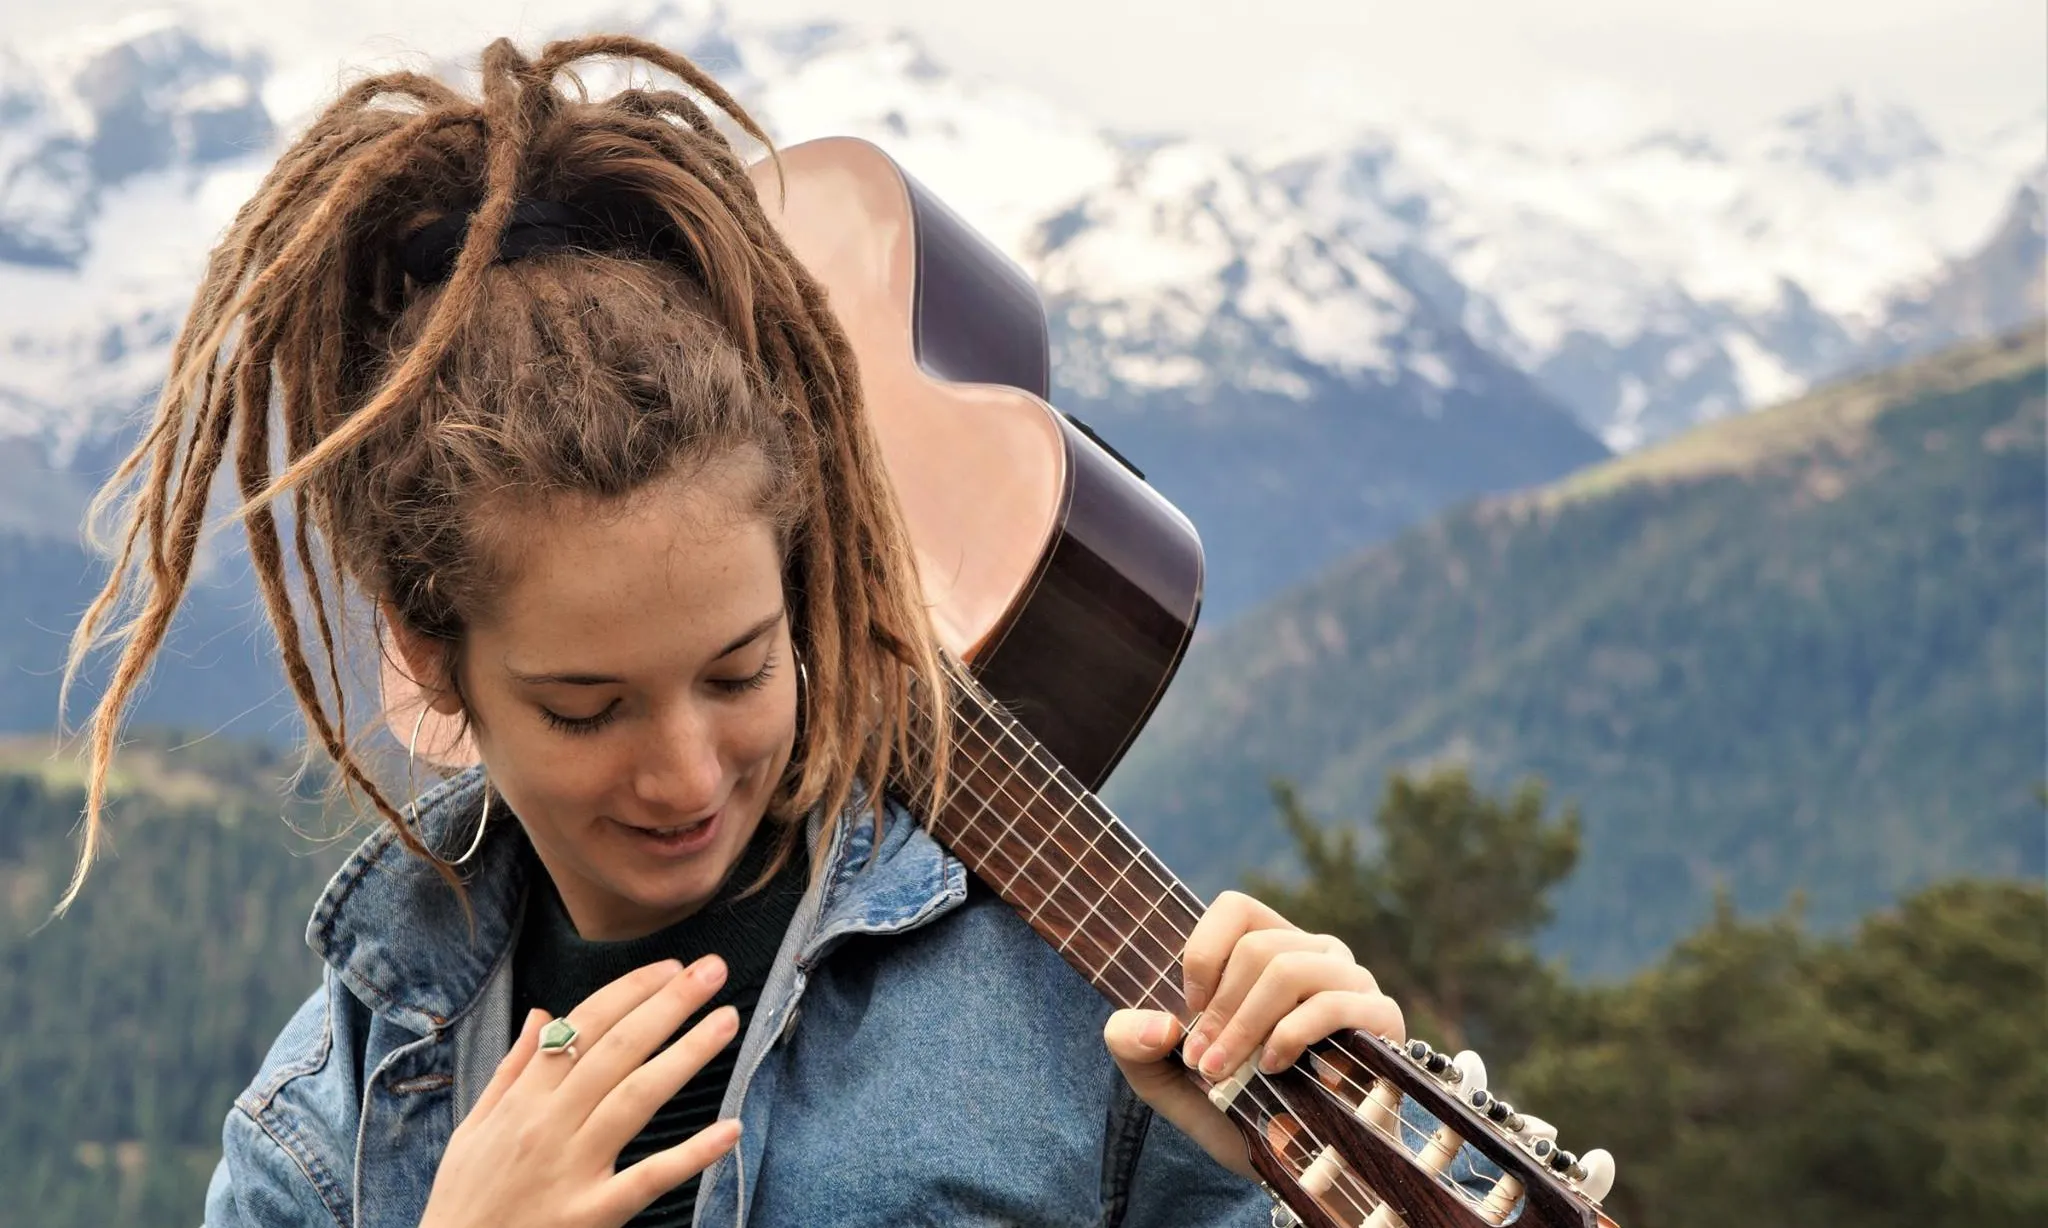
[1244,768,1580,1060]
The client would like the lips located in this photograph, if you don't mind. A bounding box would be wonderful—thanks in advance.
[630,817,712,838]
[609,808,722,856]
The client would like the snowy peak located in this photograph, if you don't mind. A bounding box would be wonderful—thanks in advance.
[1760,93,1943,185]
[0,2,2038,469]
[0,11,268,268]
[1623,129,1728,163]
[1028,136,1470,402]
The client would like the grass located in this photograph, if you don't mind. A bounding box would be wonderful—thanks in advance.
[1535,329,2044,508]
[0,733,264,810]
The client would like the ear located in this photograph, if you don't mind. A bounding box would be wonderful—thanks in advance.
[380,601,465,716]
[379,601,480,769]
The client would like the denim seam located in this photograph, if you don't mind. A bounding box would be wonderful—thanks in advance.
[307,772,482,1018]
[697,806,853,1228]
[309,832,407,1017]
[306,768,472,952]
[1097,1076,1155,1228]
[352,1032,443,1223]
[243,974,335,1108]
[232,1102,351,1228]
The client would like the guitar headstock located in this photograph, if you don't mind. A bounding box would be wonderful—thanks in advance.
[1210,1029,1619,1228]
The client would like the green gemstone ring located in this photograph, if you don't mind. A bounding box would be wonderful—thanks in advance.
[538,1018,580,1059]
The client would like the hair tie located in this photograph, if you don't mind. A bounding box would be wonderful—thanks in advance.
[398,198,594,284]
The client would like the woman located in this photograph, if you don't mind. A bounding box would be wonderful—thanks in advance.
[61,33,1405,1228]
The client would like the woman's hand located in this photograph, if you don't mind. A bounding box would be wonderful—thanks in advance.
[1100,890,1404,1178]
[419,956,742,1228]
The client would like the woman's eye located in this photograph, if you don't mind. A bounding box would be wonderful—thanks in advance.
[711,654,778,696]
[539,701,620,735]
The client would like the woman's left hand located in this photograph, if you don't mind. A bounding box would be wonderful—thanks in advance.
[1101,889,1405,1178]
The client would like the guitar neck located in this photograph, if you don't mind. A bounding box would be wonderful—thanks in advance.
[921,685,1207,1018]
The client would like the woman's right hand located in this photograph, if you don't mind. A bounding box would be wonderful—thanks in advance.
[419,956,742,1228]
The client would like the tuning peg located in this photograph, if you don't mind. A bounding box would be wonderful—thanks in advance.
[1572,1148,1616,1202]
[1514,1114,1558,1159]
[1451,1050,1488,1093]
[1469,1089,1525,1134]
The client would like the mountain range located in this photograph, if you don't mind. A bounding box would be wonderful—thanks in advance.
[1,3,2041,620]
[1105,330,2047,974]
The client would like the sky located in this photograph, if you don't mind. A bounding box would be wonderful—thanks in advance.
[1,0,2042,152]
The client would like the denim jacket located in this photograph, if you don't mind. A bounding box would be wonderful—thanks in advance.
[201,769,1271,1227]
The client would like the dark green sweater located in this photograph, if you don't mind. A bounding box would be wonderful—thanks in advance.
[510,824,809,1225]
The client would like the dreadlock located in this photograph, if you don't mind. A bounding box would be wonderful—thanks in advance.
[57,34,956,915]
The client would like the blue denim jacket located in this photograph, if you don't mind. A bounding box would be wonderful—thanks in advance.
[201,769,1271,1227]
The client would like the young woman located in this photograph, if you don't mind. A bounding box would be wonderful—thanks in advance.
[62,34,1405,1228]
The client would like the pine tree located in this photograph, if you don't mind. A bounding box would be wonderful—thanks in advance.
[1245,767,1580,1060]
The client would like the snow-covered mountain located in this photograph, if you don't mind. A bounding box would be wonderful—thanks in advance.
[0,2,2039,605]
[1271,97,2042,448]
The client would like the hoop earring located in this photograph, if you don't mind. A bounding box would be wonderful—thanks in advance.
[407,706,493,866]
[789,647,811,750]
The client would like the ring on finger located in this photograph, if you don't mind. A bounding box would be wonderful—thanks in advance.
[539,1018,581,1061]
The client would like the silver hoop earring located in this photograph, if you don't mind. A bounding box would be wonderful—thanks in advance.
[407,706,493,866]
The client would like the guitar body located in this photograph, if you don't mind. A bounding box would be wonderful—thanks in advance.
[747,138,1203,788]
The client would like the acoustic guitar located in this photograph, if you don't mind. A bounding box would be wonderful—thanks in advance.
[384,135,1619,1228]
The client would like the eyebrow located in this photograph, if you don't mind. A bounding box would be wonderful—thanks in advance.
[505,608,786,686]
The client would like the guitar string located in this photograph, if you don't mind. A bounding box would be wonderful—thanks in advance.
[941,691,1403,1096]
[910,686,1539,1218]
[924,704,1487,1218]
[926,712,1371,1212]
[933,714,1463,1222]
[930,711,1482,1219]
[925,689,1516,1216]
[949,681,1485,1111]
[943,692,1506,1186]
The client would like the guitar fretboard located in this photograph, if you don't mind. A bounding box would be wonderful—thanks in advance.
[922,686,1208,1019]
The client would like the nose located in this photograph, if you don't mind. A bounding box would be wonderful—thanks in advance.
[631,700,724,817]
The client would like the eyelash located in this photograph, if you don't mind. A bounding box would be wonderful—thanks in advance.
[538,655,778,736]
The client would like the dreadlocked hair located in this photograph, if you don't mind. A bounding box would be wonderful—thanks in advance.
[56,34,959,915]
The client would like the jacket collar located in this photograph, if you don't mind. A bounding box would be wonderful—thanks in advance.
[801,788,969,965]
[306,770,965,1036]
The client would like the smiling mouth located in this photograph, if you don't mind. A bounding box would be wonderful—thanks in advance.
[616,812,715,835]
[637,817,712,837]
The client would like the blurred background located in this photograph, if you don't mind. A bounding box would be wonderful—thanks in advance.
[0,2,2041,1224]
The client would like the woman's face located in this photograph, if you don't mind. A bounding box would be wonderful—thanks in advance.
[434,459,798,941]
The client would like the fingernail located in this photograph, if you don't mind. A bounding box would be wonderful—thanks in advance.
[1199,1043,1231,1078]
[1259,1048,1287,1074]
[1185,983,1208,1014]
[1138,1013,1171,1047]
[694,956,727,987]
[1183,1025,1210,1068]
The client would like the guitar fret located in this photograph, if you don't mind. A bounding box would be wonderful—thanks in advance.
[996,747,1064,900]
[1040,803,1122,970]
[1102,874,1175,1007]
[934,693,1200,1012]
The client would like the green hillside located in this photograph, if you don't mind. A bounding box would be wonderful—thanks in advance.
[1107,330,2047,973]
[0,737,349,1226]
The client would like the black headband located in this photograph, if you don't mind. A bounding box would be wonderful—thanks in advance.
[398,199,597,284]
